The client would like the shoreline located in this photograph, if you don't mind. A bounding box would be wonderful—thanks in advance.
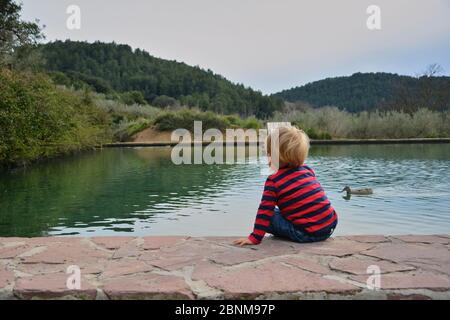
[3,138,449,170]
[103,138,450,148]
[1,235,449,300]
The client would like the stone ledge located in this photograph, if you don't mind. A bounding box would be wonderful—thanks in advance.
[0,235,449,300]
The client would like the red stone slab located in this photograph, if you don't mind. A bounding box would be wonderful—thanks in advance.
[102,273,194,299]
[344,235,389,243]
[90,237,134,250]
[141,254,198,271]
[0,245,31,259]
[191,261,225,281]
[300,238,375,257]
[392,235,450,245]
[0,267,14,288]
[142,236,189,250]
[141,239,229,270]
[17,261,105,276]
[404,261,450,276]
[26,237,77,246]
[209,248,266,266]
[279,256,331,274]
[102,258,153,278]
[199,261,359,299]
[14,273,97,299]
[362,243,450,265]
[112,240,142,259]
[21,240,111,264]
[208,237,298,256]
[1,236,449,300]
[329,256,415,275]
[0,238,28,248]
[351,272,450,291]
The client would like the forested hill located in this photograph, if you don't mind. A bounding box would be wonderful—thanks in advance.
[273,72,450,112]
[39,40,282,118]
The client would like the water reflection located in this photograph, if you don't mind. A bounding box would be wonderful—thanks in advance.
[0,144,449,237]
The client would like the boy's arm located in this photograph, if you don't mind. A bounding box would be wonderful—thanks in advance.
[248,177,278,244]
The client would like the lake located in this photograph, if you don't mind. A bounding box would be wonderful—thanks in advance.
[0,144,449,237]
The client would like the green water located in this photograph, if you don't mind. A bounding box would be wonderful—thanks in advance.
[0,144,449,237]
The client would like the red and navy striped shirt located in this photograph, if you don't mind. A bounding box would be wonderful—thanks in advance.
[248,165,337,244]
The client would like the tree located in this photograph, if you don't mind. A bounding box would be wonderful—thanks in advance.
[0,0,43,67]
[152,95,179,108]
[39,40,283,117]
[417,64,448,111]
[420,63,444,78]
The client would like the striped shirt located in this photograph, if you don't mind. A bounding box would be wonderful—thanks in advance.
[248,165,337,244]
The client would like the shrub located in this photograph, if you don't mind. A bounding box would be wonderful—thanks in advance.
[153,109,265,133]
[152,95,180,108]
[153,108,231,132]
[241,116,262,130]
[119,91,147,105]
[113,118,151,141]
[273,105,450,139]
[224,114,241,128]
[302,128,332,140]
[0,70,112,167]
[93,95,161,119]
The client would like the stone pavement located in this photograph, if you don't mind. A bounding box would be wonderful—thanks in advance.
[1,235,449,300]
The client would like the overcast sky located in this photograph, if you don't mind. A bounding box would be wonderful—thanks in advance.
[21,0,450,94]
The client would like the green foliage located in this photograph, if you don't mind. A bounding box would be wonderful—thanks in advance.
[274,72,450,113]
[93,94,160,119]
[152,108,265,132]
[39,40,283,118]
[0,70,112,167]
[113,118,151,142]
[241,116,262,130]
[301,128,332,140]
[0,0,44,67]
[152,95,179,108]
[119,90,147,105]
[153,109,231,132]
[223,115,241,128]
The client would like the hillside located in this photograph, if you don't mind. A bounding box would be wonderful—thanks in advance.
[273,72,450,112]
[39,40,282,118]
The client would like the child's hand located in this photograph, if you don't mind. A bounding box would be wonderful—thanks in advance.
[233,237,255,246]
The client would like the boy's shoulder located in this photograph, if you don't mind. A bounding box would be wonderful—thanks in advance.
[268,166,295,181]
[302,164,315,173]
[268,164,315,181]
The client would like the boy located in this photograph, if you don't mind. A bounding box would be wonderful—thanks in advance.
[233,126,337,246]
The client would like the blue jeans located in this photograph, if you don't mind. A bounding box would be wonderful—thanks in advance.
[266,208,336,243]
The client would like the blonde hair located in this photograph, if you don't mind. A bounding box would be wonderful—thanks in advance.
[266,126,310,167]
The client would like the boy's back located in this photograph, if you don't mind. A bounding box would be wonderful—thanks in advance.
[249,165,337,244]
[234,126,338,246]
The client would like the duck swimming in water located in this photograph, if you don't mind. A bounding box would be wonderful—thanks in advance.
[341,186,373,196]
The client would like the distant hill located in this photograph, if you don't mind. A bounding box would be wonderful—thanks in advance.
[39,40,282,118]
[273,72,450,112]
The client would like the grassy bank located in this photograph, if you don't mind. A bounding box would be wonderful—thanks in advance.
[153,109,262,132]
[271,106,450,139]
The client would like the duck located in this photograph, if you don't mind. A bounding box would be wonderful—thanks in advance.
[340,186,373,196]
